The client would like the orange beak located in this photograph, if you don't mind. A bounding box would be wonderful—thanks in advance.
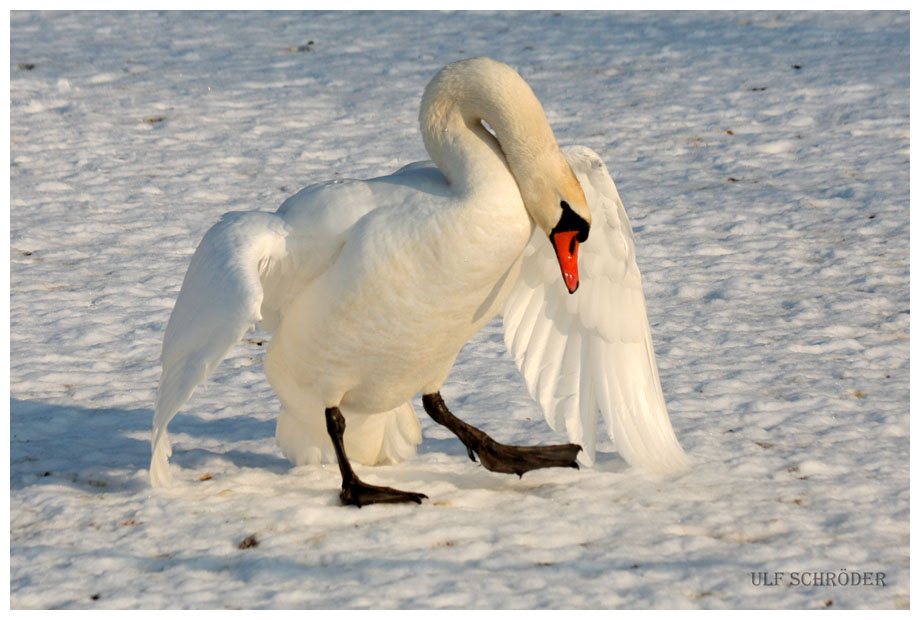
[552,230,580,294]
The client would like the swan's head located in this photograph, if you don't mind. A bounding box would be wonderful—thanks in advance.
[419,57,592,293]
[520,154,592,295]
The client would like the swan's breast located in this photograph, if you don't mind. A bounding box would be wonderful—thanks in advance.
[266,174,532,412]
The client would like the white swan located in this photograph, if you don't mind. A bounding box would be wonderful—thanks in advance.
[151,57,688,505]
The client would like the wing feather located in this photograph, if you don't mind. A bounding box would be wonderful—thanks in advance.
[576,339,599,459]
[508,284,545,365]
[533,329,567,428]
[519,303,555,388]
[151,178,425,486]
[150,211,294,487]
[502,146,688,472]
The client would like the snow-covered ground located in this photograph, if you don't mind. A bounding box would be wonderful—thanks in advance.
[9,10,909,609]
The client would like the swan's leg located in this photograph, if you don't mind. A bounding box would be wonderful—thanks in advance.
[325,407,427,507]
[421,393,581,476]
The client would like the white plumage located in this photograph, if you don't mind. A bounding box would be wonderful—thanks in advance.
[150,57,687,498]
[504,146,689,472]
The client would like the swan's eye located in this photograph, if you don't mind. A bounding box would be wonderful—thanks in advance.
[561,200,570,210]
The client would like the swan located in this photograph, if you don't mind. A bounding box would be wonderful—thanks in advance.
[151,57,688,506]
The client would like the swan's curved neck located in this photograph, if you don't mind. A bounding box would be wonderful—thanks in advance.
[418,58,558,198]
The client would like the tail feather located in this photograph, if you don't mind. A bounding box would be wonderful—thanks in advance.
[276,401,422,467]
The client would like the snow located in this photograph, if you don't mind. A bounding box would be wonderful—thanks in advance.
[9,10,909,609]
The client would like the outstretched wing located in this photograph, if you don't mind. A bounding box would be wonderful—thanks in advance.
[150,179,411,486]
[502,146,689,473]
[150,211,296,487]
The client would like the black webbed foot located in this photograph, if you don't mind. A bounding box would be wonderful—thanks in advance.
[422,392,582,476]
[339,479,427,508]
[468,437,581,477]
